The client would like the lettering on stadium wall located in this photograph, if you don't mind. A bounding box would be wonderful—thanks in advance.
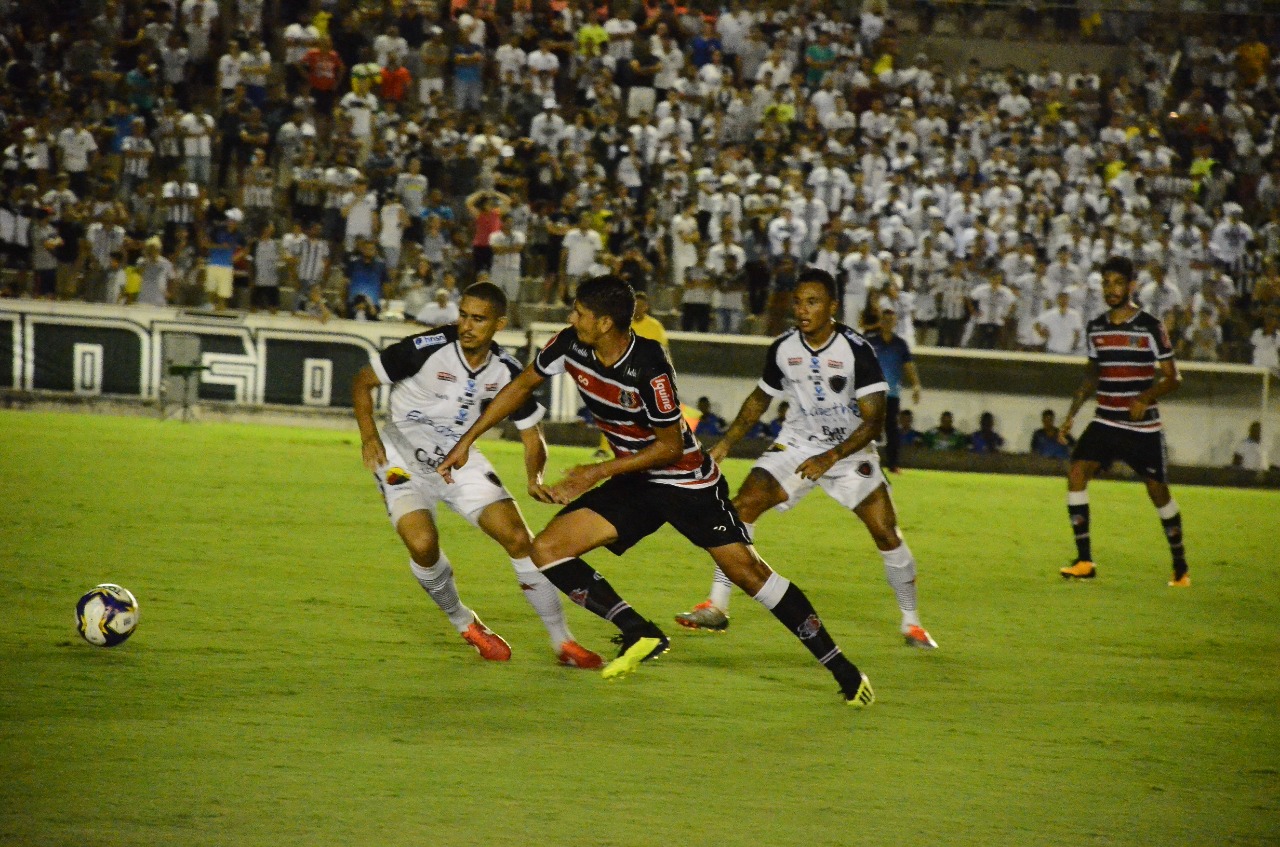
[0,302,407,409]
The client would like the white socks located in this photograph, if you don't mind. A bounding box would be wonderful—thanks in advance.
[409,553,474,632]
[510,556,572,647]
[751,572,790,610]
[881,542,921,631]
[706,522,752,611]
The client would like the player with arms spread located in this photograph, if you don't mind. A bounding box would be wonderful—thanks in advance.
[1058,256,1190,586]
[352,282,603,668]
[437,275,875,706]
[674,268,937,649]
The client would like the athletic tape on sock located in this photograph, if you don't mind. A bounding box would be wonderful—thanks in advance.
[752,572,790,610]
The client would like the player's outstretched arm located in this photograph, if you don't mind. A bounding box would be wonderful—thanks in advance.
[352,365,387,471]
[797,390,886,481]
[438,363,546,482]
[520,423,554,503]
[1059,359,1099,443]
[548,421,685,504]
[709,387,773,463]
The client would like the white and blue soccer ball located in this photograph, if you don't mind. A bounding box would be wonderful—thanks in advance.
[76,584,139,647]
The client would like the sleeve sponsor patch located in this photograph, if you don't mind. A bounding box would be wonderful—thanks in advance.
[413,333,446,349]
[650,374,677,415]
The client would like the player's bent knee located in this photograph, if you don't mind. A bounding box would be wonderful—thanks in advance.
[711,545,772,593]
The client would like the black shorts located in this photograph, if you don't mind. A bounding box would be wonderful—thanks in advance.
[560,473,751,555]
[1072,421,1168,483]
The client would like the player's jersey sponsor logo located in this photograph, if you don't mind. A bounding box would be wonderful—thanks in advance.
[797,614,822,640]
[787,357,803,365]
[385,467,411,485]
[413,333,445,349]
[485,381,499,391]
[436,371,456,382]
[827,359,844,369]
[829,375,848,393]
[569,588,589,607]
[650,374,676,414]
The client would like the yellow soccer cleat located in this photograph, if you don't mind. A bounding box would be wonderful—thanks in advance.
[844,673,875,708]
[601,626,670,680]
[1060,560,1097,580]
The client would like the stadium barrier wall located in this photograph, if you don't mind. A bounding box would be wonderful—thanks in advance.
[530,325,1276,470]
[1,302,1271,471]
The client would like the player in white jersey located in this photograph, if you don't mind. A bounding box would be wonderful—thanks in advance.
[675,269,937,649]
[352,283,602,668]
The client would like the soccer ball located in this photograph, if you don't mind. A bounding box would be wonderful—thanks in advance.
[76,584,139,647]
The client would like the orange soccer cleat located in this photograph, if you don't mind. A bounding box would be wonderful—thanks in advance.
[557,640,604,669]
[461,616,512,661]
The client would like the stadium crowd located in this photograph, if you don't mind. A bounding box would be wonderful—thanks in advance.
[1,0,1279,369]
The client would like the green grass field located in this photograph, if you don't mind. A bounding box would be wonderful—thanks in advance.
[1,410,1277,847]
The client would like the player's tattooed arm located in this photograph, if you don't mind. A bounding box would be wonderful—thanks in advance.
[709,387,772,463]
[352,365,388,471]
[797,390,885,480]
[1060,359,1099,443]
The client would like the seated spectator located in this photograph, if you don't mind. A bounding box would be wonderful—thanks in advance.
[1031,409,1073,460]
[694,396,727,437]
[416,287,459,327]
[749,401,789,439]
[969,412,1005,454]
[1231,421,1266,471]
[899,409,923,447]
[923,411,967,451]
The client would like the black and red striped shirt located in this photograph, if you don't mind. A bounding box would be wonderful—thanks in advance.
[534,328,719,488]
[1086,309,1175,432]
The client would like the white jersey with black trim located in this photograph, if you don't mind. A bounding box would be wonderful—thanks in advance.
[370,324,545,467]
[758,323,888,455]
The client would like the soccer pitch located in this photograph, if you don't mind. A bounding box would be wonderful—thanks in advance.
[1,410,1276,847]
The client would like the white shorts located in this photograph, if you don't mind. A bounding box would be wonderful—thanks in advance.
[752,440,885,513]
[374,437,512,527]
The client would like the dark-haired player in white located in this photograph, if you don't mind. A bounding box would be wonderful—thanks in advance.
[352,282,603,668]
[1058,256,1190,586]
[675,268,937,649]
[438,274,875,706]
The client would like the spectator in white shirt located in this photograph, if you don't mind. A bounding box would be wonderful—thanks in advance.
[968,272,1018,349]
[1231,421,1265,471]
[1035,291,1085,354]
[1251,313,1280,373]
[416,288,460,326]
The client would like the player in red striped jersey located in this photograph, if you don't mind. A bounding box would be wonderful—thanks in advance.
[437,275,875,705]
[1058,256,1190,586]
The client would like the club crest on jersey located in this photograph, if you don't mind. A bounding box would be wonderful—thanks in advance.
[829,375,848,393]
[569,588,589,607]
[796,614,822,640]
[437,371,457,382]
[1127,337,1144,349]
[618,390,640,410]
[485,382,499,391]
[385,467,411,485]
[650,375,677,414]
[413,333,445,349]
[856,461,873,478]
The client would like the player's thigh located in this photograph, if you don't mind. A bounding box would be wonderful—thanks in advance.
[440,451,515,528]
[374,442,438,530]
[850,482,901,550]
[476,498,534,558]
[531,507,623,564]
[750,443,820,513]
[662,476,753,552]
[1118,429,1170,487]
[733,466,790,521]
[549,475,665,557]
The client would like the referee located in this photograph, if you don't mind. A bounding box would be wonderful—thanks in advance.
[866,306,922,473]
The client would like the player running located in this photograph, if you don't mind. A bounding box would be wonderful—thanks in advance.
[674,269,937,649]
[437,275,875,706]
[1057,256,1189,586]
[352,282,603,668]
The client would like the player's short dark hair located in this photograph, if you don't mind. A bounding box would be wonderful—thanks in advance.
[575,274,635,330]
[796,267,839,300]
[1101,255,1135,282]
[462,281,508,317]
